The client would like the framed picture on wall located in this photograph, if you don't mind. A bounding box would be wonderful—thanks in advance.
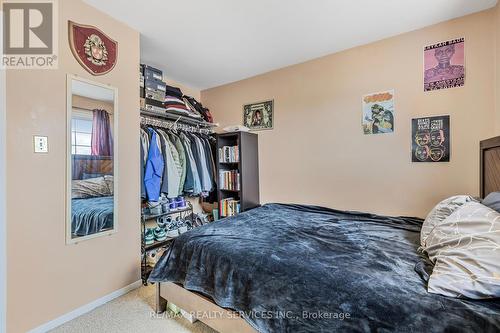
[424,38,465,92]
[243,100,274,130]
[362,90,395,135]
[411,115,450,162]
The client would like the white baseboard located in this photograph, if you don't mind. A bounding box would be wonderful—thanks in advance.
[28,280,142,333]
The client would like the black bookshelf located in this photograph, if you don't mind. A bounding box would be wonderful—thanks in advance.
[216,131,260,217]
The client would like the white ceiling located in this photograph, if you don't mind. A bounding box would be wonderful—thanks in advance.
[84,0,497,90]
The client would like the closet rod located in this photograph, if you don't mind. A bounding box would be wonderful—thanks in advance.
[140,115,214,134]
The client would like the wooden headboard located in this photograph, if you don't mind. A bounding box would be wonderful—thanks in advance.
[72,154,113,180]
[480,136,500,198]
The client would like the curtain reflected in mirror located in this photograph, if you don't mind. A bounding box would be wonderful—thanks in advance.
[68,76,117,242]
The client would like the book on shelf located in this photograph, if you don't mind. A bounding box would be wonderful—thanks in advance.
[219,170,240,191]
[220,198,240,217]
[218,145,239,163]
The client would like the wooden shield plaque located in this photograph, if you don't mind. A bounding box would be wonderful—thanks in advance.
[68,21,118,76]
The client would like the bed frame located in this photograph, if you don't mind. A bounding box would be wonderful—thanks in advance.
[155,282,255,332]
[72,154,113,180]
[154,135,500,333]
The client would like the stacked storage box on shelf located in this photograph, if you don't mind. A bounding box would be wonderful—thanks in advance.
[140,64,167,113]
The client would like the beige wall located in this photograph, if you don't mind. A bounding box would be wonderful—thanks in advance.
[5,0,140,332]
[495,4,500,133]
[164,78,200,101]
[72,95,115,114]
[202,9,497,218]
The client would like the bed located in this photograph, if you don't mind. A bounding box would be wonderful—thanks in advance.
[71,155,114,237]
[149,136,500,333]
[71,196,114,237]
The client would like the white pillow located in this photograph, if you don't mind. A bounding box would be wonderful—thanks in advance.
[424,201,500,299]
[421,195,477,247]
[72,176,112,199]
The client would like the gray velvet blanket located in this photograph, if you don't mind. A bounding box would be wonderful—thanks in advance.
[149,203,500,333]
[71,196,113,236]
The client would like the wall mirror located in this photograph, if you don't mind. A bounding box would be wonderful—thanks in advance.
[66,75,118,244]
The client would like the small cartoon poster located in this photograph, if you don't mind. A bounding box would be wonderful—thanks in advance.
[412,115,450,162]
[424,38,465,91]
[362,90,395,135]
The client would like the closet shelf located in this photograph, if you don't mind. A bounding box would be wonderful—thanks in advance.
[140,109,219,128]
[143,205,193,221]
[145,238,174,251]
[220,189,240,193]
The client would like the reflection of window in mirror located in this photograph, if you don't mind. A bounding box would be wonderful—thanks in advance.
[71,110,93,155]
[67,75,117,244]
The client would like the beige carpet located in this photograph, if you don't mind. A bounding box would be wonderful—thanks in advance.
[50,285,217,333]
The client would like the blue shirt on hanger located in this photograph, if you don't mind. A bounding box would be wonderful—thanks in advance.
[144,128,164,202]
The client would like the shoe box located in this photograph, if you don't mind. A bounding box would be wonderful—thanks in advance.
[140,64,166,103]
[141,98,166,114]
[145,79,166,102]
[142,64,163,81]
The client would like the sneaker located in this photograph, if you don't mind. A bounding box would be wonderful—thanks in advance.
[157,216,171,229]
[144,228,155,245]
[165,222,179,238]
[148,202,162,215]
[159,195,169,213]
[176,196,186,208]
[177,218,188,234]
[162,202,170,213]
[169,198,178,210]
[154,227,167,242]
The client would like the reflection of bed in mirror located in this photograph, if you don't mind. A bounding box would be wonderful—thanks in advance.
[72,154,113,180]
[71,155,114,238]
[72,196,113,237]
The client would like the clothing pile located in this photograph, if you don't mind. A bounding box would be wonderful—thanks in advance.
[183,95,214,123]
[163,85,200,119]
[164,87,213,123]
[140,127,216,202]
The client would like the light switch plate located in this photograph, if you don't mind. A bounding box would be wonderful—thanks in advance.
[33,136,48,153]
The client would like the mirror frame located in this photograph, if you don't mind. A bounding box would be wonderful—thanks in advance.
[66,74,119,244]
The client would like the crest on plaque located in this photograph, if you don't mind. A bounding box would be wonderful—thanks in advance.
[68,21,117,75]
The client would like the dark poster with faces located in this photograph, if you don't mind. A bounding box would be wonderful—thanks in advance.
[412,115,450,162]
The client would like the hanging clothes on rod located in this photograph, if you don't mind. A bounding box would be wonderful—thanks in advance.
[143,128,164,202]
[140,116,216,202]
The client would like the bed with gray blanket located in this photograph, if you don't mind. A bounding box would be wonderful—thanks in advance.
[149,203,500,333]
[71,196,114,237]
